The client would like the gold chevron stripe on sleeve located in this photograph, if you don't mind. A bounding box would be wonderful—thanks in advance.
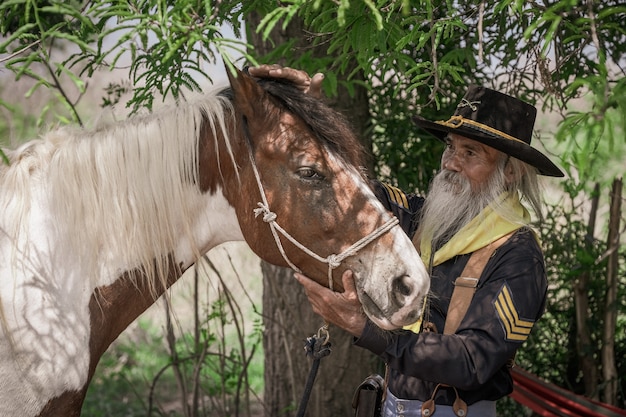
[382,183,409,209]
[495,284,535,342]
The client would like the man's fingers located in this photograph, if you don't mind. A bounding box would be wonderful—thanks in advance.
[248,65,309,87]
[341,269,358,295]
[246,64,282,78]
[294,272,320,292]
[294,272,307,286]
[247,65,324,98]
[309,73,325,99]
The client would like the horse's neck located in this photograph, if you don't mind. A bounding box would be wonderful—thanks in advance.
[1,98,246,311]
[2,101,248,314]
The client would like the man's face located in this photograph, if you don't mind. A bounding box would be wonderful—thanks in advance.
[440,134,502,192]
[417,134,510,247]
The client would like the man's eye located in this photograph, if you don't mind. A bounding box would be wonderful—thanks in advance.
[297,167,324,180]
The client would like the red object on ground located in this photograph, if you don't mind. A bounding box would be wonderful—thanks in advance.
[510,367,626,417]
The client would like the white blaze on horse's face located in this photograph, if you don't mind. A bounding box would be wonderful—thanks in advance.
[341,177,430,330]
[327,156,430,330]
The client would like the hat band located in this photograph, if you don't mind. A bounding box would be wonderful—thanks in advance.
[435,115,526,145]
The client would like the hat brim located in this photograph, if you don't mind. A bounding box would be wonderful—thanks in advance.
[412,116,564,177]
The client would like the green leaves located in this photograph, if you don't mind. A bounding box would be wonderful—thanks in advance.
[555,76,626,193]
[0,0,256,124]
[250,0,626,192]
[257,1,302,38]
[86,0,252,113]
[1,0,625,190]
[0,0,95,127]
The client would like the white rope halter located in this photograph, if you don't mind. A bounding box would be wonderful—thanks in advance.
[247,143,399,290]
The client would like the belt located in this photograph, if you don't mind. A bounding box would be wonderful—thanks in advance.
[382,389,496,417]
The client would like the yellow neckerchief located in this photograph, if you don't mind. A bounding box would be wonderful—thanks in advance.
[403,192,531,333]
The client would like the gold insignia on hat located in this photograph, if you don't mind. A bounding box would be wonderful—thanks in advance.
[494,283,535,342]
[435,116,526,145]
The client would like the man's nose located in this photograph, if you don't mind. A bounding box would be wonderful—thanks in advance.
[442,152,462,172]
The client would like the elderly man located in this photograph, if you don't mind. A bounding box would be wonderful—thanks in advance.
[249,66,563,417]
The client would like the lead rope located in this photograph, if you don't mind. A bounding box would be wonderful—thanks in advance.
[247,144,399,289]
[296,324,332,417]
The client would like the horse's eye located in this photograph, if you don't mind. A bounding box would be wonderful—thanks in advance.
[297,167,324,180]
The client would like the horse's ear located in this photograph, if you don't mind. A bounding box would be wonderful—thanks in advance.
[225,65,266,119]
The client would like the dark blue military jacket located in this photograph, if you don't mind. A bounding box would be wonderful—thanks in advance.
[361,181,548,405]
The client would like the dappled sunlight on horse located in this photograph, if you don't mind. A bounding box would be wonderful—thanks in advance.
[0,67,429,416]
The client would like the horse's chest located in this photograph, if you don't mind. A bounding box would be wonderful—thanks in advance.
[0,263,92,417]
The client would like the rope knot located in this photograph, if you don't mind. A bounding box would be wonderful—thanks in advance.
[254,202,277,223]
[326,254,341,269]
[304,335,332,360]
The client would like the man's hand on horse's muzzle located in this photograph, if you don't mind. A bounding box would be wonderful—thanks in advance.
[295,270,367,337]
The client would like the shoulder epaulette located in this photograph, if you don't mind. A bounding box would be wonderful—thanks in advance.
[381,182,409,209]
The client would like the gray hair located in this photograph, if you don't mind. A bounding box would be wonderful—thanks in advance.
[503,156,544,222]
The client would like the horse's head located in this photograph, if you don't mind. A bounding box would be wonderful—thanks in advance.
[221,68,429,330]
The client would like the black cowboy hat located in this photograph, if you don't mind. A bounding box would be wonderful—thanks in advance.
[413,85,564,177]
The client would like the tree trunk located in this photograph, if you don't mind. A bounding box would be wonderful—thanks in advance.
[261,263,380,417]
[602,177,622,405]
[245,11,379,417]
[574,183,599,399]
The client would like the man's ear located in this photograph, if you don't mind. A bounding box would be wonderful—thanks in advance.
[503,155,517,184]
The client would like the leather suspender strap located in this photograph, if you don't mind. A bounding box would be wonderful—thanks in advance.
[443,232,514,335]
[422,232,515,417]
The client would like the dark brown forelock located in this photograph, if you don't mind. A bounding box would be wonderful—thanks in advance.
[253,78,368,173]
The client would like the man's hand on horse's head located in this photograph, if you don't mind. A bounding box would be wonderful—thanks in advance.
[248,65,324,99]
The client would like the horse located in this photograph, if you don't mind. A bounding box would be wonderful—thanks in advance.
[0,67,430,416]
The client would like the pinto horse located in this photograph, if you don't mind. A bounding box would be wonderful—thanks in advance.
[0,68,429,416]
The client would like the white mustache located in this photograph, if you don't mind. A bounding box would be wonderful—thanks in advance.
[437,170,469,191]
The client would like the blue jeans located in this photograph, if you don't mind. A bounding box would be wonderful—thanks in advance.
[382,389,496,417]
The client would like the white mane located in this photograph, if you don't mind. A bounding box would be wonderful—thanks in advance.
[0,89,235,295]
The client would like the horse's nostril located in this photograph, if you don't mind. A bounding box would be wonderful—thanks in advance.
[392,275,414,298]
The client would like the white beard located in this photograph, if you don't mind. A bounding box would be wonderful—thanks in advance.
[418,168,507,252]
